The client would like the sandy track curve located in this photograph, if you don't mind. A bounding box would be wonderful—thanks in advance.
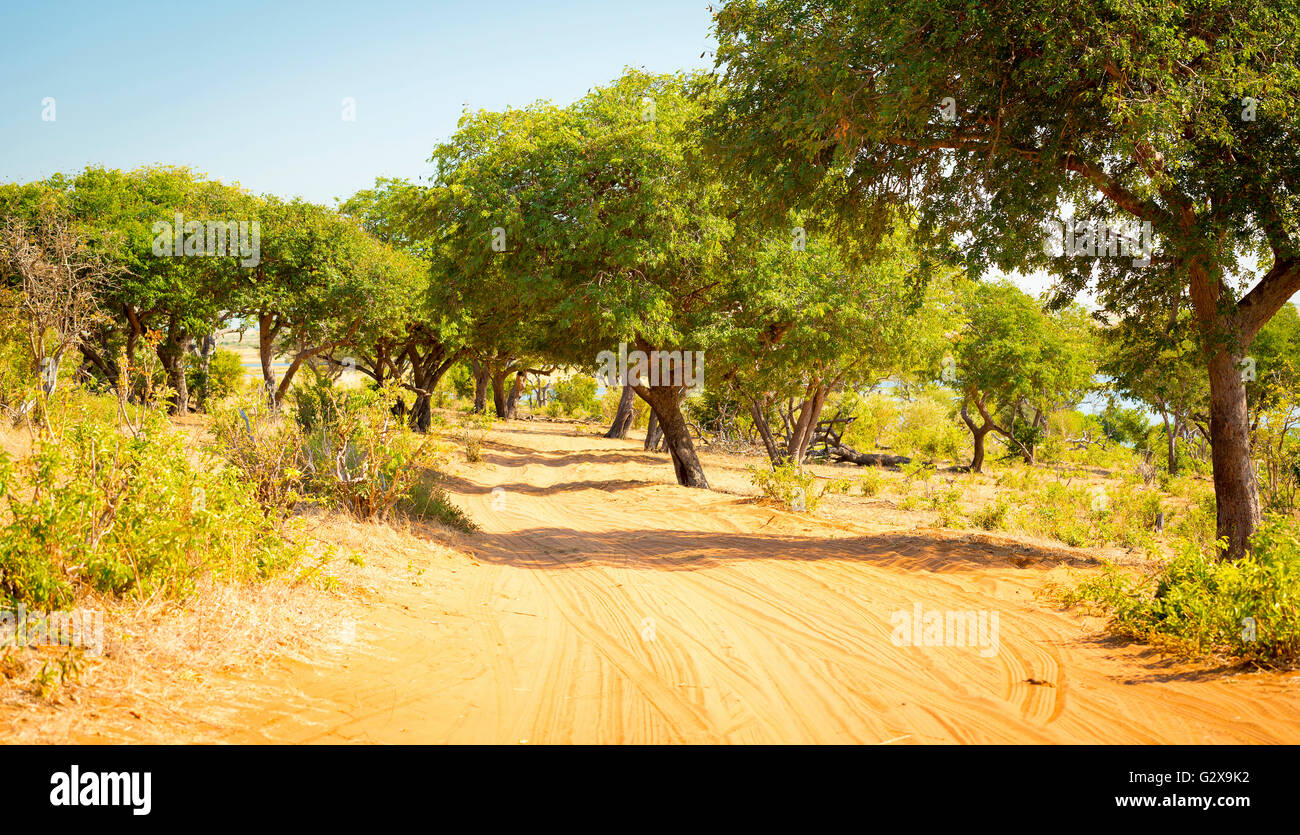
[222,421,1300,744]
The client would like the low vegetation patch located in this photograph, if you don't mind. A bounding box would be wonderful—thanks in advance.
[1059,516,1300,666]
[748,461,822,513]
[1,393,305,610]
[215,383,470,526]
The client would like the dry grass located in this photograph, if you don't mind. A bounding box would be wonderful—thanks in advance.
[0,505,470,743]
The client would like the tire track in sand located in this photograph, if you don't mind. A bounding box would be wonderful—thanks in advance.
[212,420,1300,744]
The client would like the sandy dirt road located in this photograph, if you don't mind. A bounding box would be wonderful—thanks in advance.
[215,421,1300,744]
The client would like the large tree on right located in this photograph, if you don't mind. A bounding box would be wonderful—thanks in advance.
[708,0,1300,558]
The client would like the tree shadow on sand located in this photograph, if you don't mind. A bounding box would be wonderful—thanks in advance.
[460,524,1102,575]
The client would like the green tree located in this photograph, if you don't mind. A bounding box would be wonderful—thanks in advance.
[429,71,736,486]
[340,179,467,430]
[709,0,1300,556]
[712,217,931,465]
[1101,312,1209,474]
[952,281,1096,471]
[242,198,419,408]
[61,165,251,412]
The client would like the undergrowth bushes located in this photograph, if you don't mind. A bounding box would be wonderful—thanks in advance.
[1059,516,1300,665]
[210,407,308,519]
[748,461,821,513]
[457,413,492,463]
[0,372,477,612]
[212,381,475,531]
[552,374,600,418]
[0,394,304,609]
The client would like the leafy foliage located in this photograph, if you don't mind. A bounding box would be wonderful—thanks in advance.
[1062,516,1300,664]
[0,394,303,609]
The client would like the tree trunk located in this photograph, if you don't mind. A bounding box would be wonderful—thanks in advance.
[1015,406,1043,464]
[635,385,708,488]
[491,367,510,418]
[122,304,144,376]
[1162,413,1179,475]
[373,344,387,388]
[271,317,363,407]
[258,313,277,407]
[644,409,663,451]
[471,360,489,414]
[1187,257,1274,560]
[605,384,637,439]
[749,396,785,465]
[960,398,995,473]
[160,348,189,414]
[786,386,830,465]
[410,396,431,432]
[405,344,463,432]
[157,323,192,414]
[195,333,217,411]
[79,341,120,391]
[409,357,432,433]
[827,445,910,467]
[1206,346,1261,559]
[504,370,527,420]
[970,426,990,472]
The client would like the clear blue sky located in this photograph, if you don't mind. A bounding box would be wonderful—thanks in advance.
[0,0,717,205]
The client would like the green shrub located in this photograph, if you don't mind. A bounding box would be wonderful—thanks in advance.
[1098,401,1151,447]
[858,470,882,497]
[211,402,310,519]
[206,349,247,401]
[896,391,965,461]
[553,374,600,417]
[1171,489,1218,554]
[970,495,1011,531]
[927,482,965,527]
[448,363,475,401]
[462,421,488,463]
[1011,479,1082,541]
[996,465,1039,492]
[682,387,745,440]
[0,397,303,609]
[215,384,449,524]
[299,385,439,521]
[0,289,37,416]
[841,390,901,450]
[1061,516,1300,664]
[1057,519,1091,547]
[900,460,936,483]
[186,348,246,405]
[748,461,821,513]
[459,416,490,463]
[1038,410,1127,468]
[1097,484,1164,550]
[287,365,342,432]
[823,476,853,495]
